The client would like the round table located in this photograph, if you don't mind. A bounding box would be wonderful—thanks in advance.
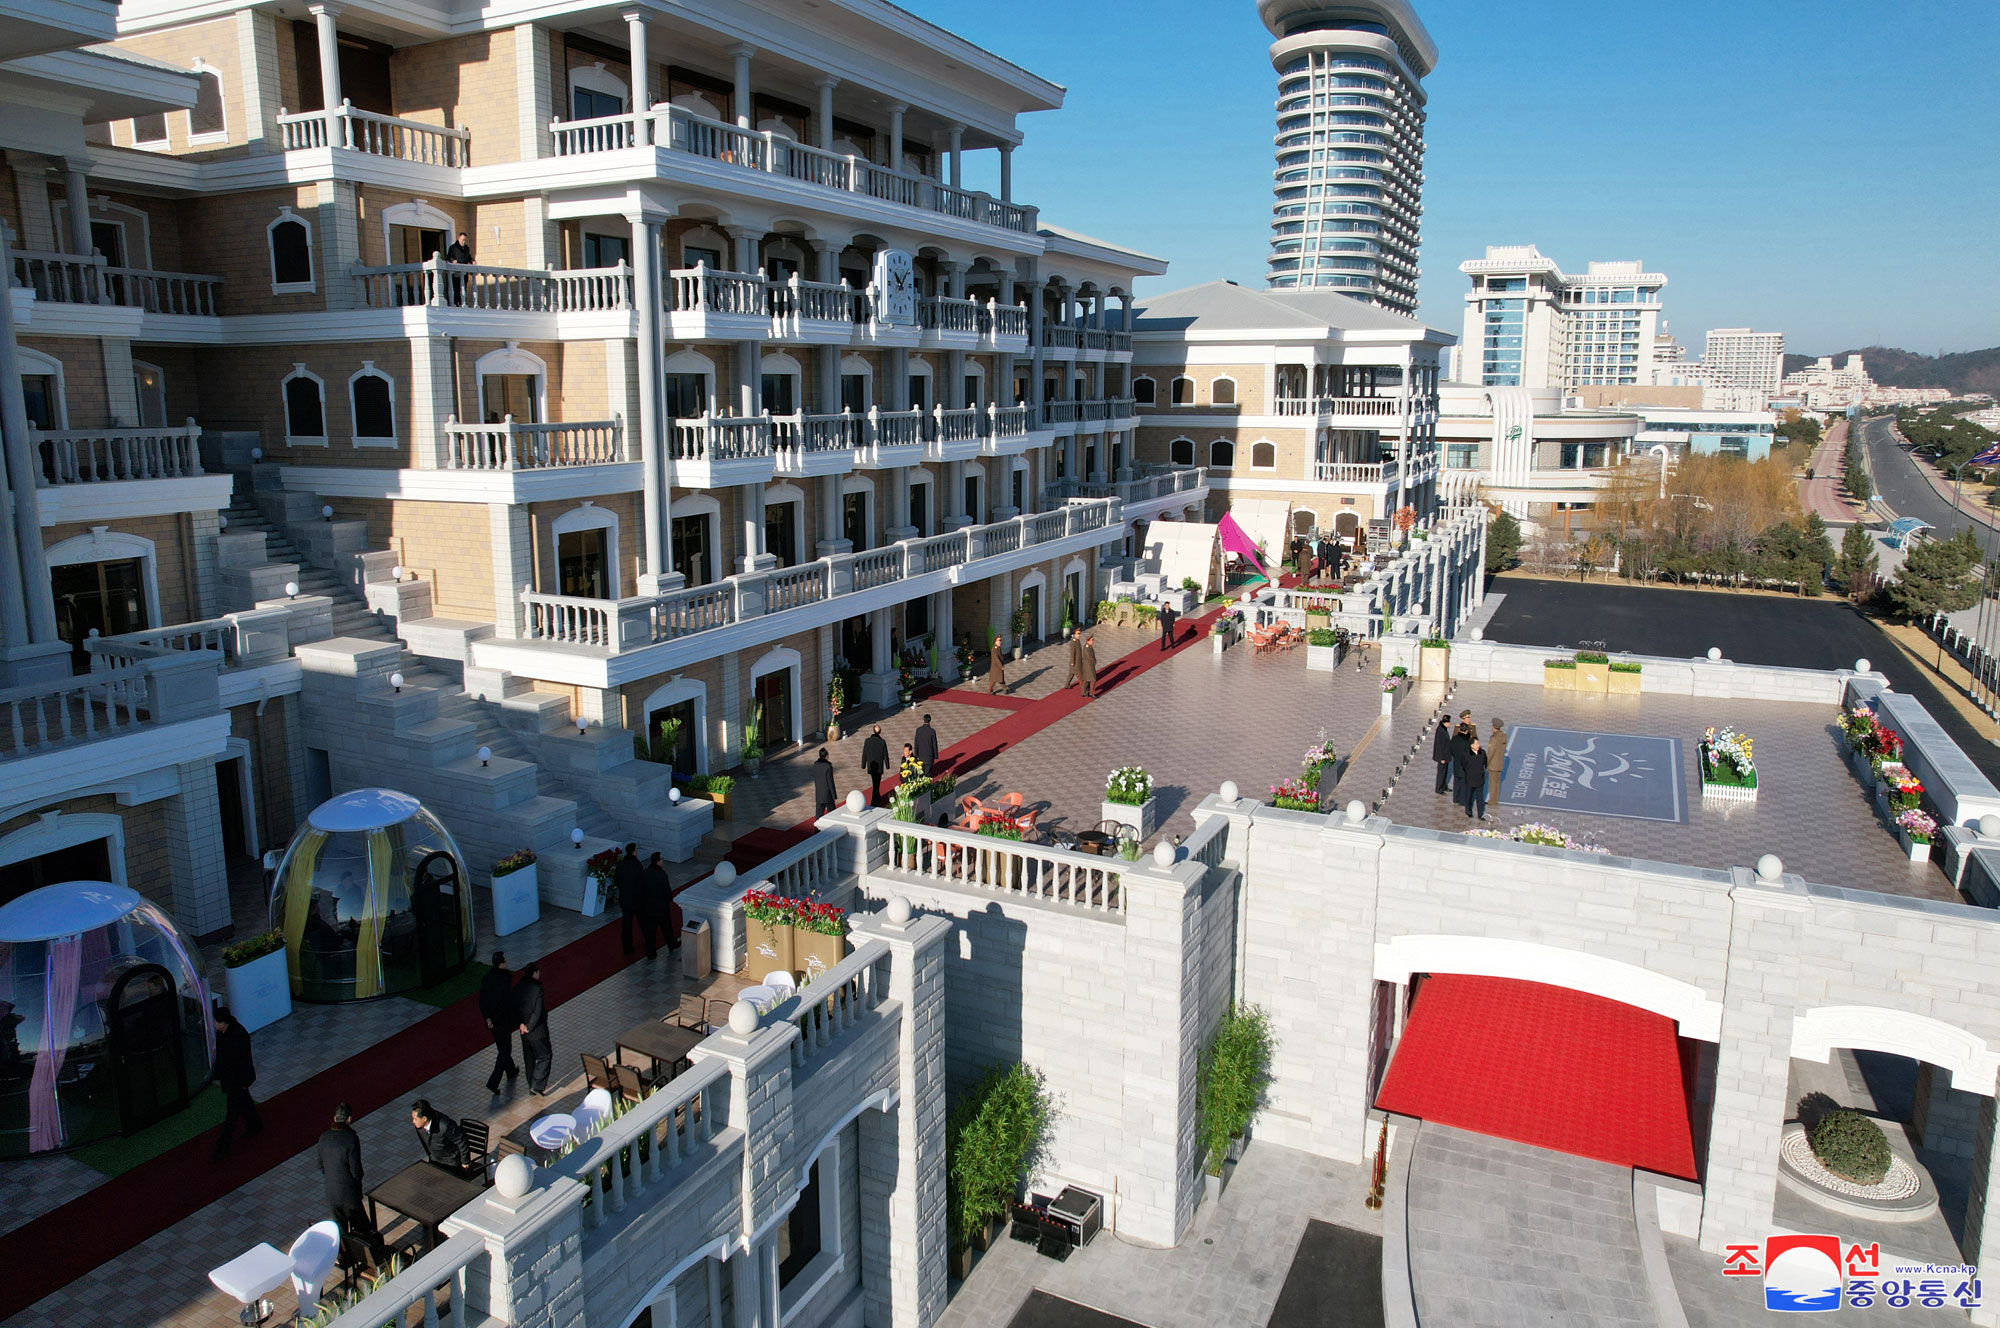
[739,984,778,1011]
[529,1112,575,1151]
[1073,831,1114,857]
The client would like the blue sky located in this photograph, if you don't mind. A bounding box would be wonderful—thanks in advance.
[904,0,2000,356]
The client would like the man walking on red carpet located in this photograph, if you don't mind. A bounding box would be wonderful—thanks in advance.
[516,962,552,1094]
[861,724,889,807]
[988,633,1006,694]
[1064,628,1083,689]
[211,1007,261,1162]
[1079,634,1098,699]
[479,951,517,1092]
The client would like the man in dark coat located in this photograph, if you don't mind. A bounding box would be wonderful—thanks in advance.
[615,842,644,956]
[318,1102,385,1269]
[1430,718,1455,794]
[1063,628,1083,689]
[913,714,940,775]
[1159,602,1178,651]
[1448,711,1475,799]
[988,633,1006,695]
[812,747,838,817]
[652,851,683,951]
[411,1099,468,1171]
[860,724,889,807]
[515,962,552,1094]
[1079,634,1098,699]
[443,232,473,303]
[211,1007,261,1161]
[639,853,673,958]
[1456,734,1488,820]
[479,951,518,1092]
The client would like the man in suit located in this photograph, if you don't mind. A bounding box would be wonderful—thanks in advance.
[1079,634,1098,699]
[1159,602,1178,651]
[515,961,552,1094]
[860,724,889,807]
[444,232,473,304]
[988,633,1006,695]
[1456,733,1489,820]
[318,1102,385,1269]
[211,1007,261,1161]
[913,714,940,775]
[812,747,838,817]
[615,843,644,956]
[410,1099,468,1172]
[1430,716,1455,794]
[639,852,673,958]
[479,951,517,1092]
[1063,628,1083,689]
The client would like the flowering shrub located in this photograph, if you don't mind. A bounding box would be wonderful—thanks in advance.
[743,890,793,927]
[1301,735,1338,792]
[223,929,285,969]
[1896,808,1938,843]
[1106,766,1153,806]
[1270,777,1320,812]
[1392,506,1417,533]
[1881,766,1924,811]
[1467,822,1609,854]
[827,672,848,723]
[493,848,537,877]
[1381,679,1400,693]
[1701,727,1756,785]
[1211,607,1243,637]
[792,897,846,937]
[584,847,620,883]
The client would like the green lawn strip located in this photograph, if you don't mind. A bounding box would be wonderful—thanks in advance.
[71,1083,225,1177]
[405,961,490,1010]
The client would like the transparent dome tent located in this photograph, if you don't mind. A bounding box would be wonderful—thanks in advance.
[0,882,214,1159]
[270,789,475,1002]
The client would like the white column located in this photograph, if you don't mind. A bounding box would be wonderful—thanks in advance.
[61,165,92,257]
[999,143,1013,201]
[624,11,651,142]
[738,481,774,574]
[947,123,963,188]
[0,224,47,650]
[933,589,957,681]
[729,43,754,131]
[886,102,905,172]
[310,3,344,146]
[489,504,531,639]
[631,214,669,589]
[817,473,847,557]
[816,77,838,150]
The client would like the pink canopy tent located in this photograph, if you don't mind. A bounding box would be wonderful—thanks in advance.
[1216,512,1269,580]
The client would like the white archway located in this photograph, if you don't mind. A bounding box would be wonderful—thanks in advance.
[19,347,68,429]
[749,646,803,749]
[0,810,128,887]
[1373,934,1724,1041]
[1792,1006,2000,1092]
[379,199,457,265]
[638,676,708,775]
[46,527,161,631]
[475,343,548,424]
[551,502,620,598]
[1015,569,1048,638]
[763,481,808,567]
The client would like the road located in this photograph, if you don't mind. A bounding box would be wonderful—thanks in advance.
[1859,413,2000,540]
[1799,419,1861,524]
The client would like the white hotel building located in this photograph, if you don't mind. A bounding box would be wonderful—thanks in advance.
[1699,327,1784,403]
[1456,245,1666,391]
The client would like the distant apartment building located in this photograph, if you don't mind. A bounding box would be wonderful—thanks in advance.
[1260,0,1435,314]
[1455,246,1666,391]
[1700,328,1784,400]
[1435,384,1639,525]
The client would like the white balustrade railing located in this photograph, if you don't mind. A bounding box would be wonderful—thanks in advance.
[662,106,770,168]
[671,415,773,463]
[548,109,642,155]
[1327,395,1403,418]
[552,1058,727,1232]
[654,582,735,641]
[767,276,854,327]
[1315,460,1395,484]
[854,156,925,208]
[523,592,615,646]
[797,412,865,453]
[932,407,981,445]
[761,562,829,613]
[920,295,981,334]
[443,415,625,470]
[0,665,150,756]
[1183,812,1232,872]
[785,939,892,1069]
[770,136,853,190]
[991,404,1032,439]
[13,250,222,314]
[1041,324,1082,350]
[911,530,969,573]
[668,264,767,316]
[1023,509,1071,544]
[883,821,1125,913]
[1043,400,1081,426]
[353,259,630,312]
[989,303,1029,339]
[278,101,469,165]
[870,409,923,450]
[317,1230,486,1328]
[851,547,902,590]
[32,420,203,484]
[1107,397,1136,420]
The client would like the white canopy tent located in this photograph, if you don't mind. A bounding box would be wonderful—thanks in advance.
[1146,521,1225,597]
[1228,498,1293,567]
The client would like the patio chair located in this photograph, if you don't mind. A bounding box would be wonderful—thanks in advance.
[614,1064,653,1105]
[996,792,1024,812]
[676,992,710,1031]
[289,1221,341,1317]
[573,1087,615,1138]
[581,1051,617,1093]
[459,1117,492,1180]
[762,971,799,998]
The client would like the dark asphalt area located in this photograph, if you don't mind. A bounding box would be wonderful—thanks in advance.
[1266,1221,1384,1328]
[1482,576,2000,785]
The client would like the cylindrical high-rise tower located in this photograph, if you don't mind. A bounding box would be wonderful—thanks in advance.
[1259,1,1436,313]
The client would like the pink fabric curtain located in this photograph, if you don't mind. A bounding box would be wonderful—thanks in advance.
[28,936,83,1153]
[1216,512,1268,579]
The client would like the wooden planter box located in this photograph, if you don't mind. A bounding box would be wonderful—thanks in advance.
[1543,665,1576,691]
[793,929,847,984]
[1607,668,1642,696]
[1418,644,1450,682]
[743,916,795,979]
[1574,661,1610,692]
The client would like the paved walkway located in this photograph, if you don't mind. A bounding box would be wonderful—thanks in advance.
[1407,1124,1654,1328]
[1801,421,1864,525]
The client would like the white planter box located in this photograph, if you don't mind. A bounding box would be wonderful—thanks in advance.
[1381,688,1396,716]
[1306,644,1339,673]
[1102,795,1157,840]
[1700,778,1758,804]
[489,863,541,937]
[1902,830,1933,862]
[222,948,291,1032]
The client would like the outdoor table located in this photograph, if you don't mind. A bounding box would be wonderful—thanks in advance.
[1074,831,1114,857]
[208,1242,294,1325]
[739,983,779,1012]
[367,1160,487,1250]
[500,1086,586,1161]
[615,1018,704,1079]
[529,1113,575,1151]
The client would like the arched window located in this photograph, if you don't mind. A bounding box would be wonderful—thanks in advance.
[1169,437,1194,467]
[1133,377,1157,406]
[1211,377,1237,406]
[269,209,314,292]
[348,363,396,447]
[281,365,327,446]
[188,63,226,141]
[1210,439,1234,469]
[19,347,68,431]
[475,344,547,424]
[1170,376,1193,406]
[1251,440,1276,469]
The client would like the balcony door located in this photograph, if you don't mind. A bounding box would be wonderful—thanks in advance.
[665,373,708,421]
[672,514,712,587]
[840,373,868,413]
[760,374,795,417]
[842,491,869,551]
[643,698,699,775]
[481,374,540,424]
[0,836,111,909]
[393,224,445,264]
[908,483,928,537]
[582,232,629,269]
[53,557,147,672]
[753,668,793,749]
[558,526,610,599]
[765,501,799,569]
[132,362,166,427]
[908,375,930,412]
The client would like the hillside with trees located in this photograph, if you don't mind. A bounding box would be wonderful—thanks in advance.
[1782,346,2000,395]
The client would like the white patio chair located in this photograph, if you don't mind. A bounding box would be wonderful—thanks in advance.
[574,1086,615,1136]
[289,1220,341,1316]
[761,971,798,998]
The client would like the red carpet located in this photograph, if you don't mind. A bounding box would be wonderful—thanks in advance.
[1373,974,1698,1181]
[0,919,637,1320]
[724,825,819,871]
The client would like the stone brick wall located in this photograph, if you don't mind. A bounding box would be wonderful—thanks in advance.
[322,497,495,619]
[390,30,519,162]
[178,185,327,318]
[106,18,245,154]
[198,339,414,461]
[0,795,170,912]
[22,335,112,427]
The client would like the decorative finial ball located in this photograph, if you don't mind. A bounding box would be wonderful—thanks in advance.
[728,1001,760,1035]
[669,787,681,803]
[1855,658,1871,674]
[285,581,300,597]
[1219,780,1239,803]
[1346,800,1367,823]
[494,1153,536,1199]
[1981,814,2000,839]
[1241,591,1252,603]
[1755,854,1783,882]
[1153,841,1176,868]
[846,790,865,813]
[571,828,585,847]
[1707,647,1722,661]
[713,861,737,887]
[1470,628,1483,642]
[886,895,913,925]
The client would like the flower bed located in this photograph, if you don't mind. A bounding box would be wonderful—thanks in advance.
[1467,821,1609,854]
[1270,776,1320,812]
[1699,727,1758,802]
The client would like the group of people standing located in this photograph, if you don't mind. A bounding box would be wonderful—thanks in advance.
[1431,710,1507,821]
[1063,629,1099,697]
[853,713,944,810]
[476,950,553,1094]
[611,844,683,963]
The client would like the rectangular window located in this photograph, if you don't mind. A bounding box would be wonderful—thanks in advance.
[778,1160,823,1286]
[760,374,795,416]
[190,70,226,139]
[481,375,539,424]
[842,491,868,550]
[671,514,711,586]
[840,373,868,413]
[682,245,723,270]
[582,232,630,268]
[130,113,168,146]
[664,373,707,420]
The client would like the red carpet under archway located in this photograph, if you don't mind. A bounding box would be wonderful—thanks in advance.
[1373,974,1699,1181]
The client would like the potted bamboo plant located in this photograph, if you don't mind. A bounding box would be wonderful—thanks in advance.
[1197,1004,1275,1203]
[948,1062,1053,1278]
[1010,600,1031,660]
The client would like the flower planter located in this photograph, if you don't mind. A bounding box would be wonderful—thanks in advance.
[709,789,733,821]
[1701,776,1758,804]
[1875,787,1893,824]
[744,916,795,978]
[489,862,541,937]
[743,755,762,777]
[1901,831,1932,862]
[1418,644,1450,683]
[794,929,847,984]
[1102,796,1157,840]
[1306,643,1342,672]
[1543,665,1576,691]
[1381,687,1396,717]
[1212,626,1236,656]
[223,948,291,1031]
[1851,750,1877,788]
[1574,661,1610,693]
[1607,668,1642,696]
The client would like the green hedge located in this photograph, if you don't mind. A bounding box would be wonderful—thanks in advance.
[1306,628,1341,647]
[1609,661,1642,674]
[1809,1109,1891,1185]
[1197,1005,1275,1175]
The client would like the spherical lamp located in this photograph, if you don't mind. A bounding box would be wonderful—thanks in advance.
[1153,841,1177,868]
[1981,814,2000,840]
[389,671,404,693]
[669,787,682,804]
[477,746,491,767]
[321,504,334,522]
[285,581,299,599]
[1470,627,1484,642]
[1755,854,1783,882]
[1706,647,1722,661]
[713,861,737,888]
[250,446,263,462]
[571,828,585,850]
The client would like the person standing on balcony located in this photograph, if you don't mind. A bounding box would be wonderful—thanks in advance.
[861,725,889,808]
[515,962,553,1095]
[479,951,518,1092]
[1159,602,1178,651]
[615,843,644,957]
[1080,635,1098,700]
[914,714,940,775]
[210,1008,261,1162]
[988,634,1006,695]
[1456,734,1488,822]
[444,231,473,305]
[812,748,837,817]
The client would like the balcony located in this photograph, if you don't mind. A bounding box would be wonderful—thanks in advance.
[772,412,864,476]
[31,421,203,486]
[443,416,628,471]
[549,104,1037,236]
[277,101,470,166]
[353,259,631,313]
[918,295,981,350]
[670,414,775,486]
[665,264,774,340]
[1271,395,1405,421]
[1313,459,1397,485]
[1045,467,1209,516]
[12,249,222,316]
